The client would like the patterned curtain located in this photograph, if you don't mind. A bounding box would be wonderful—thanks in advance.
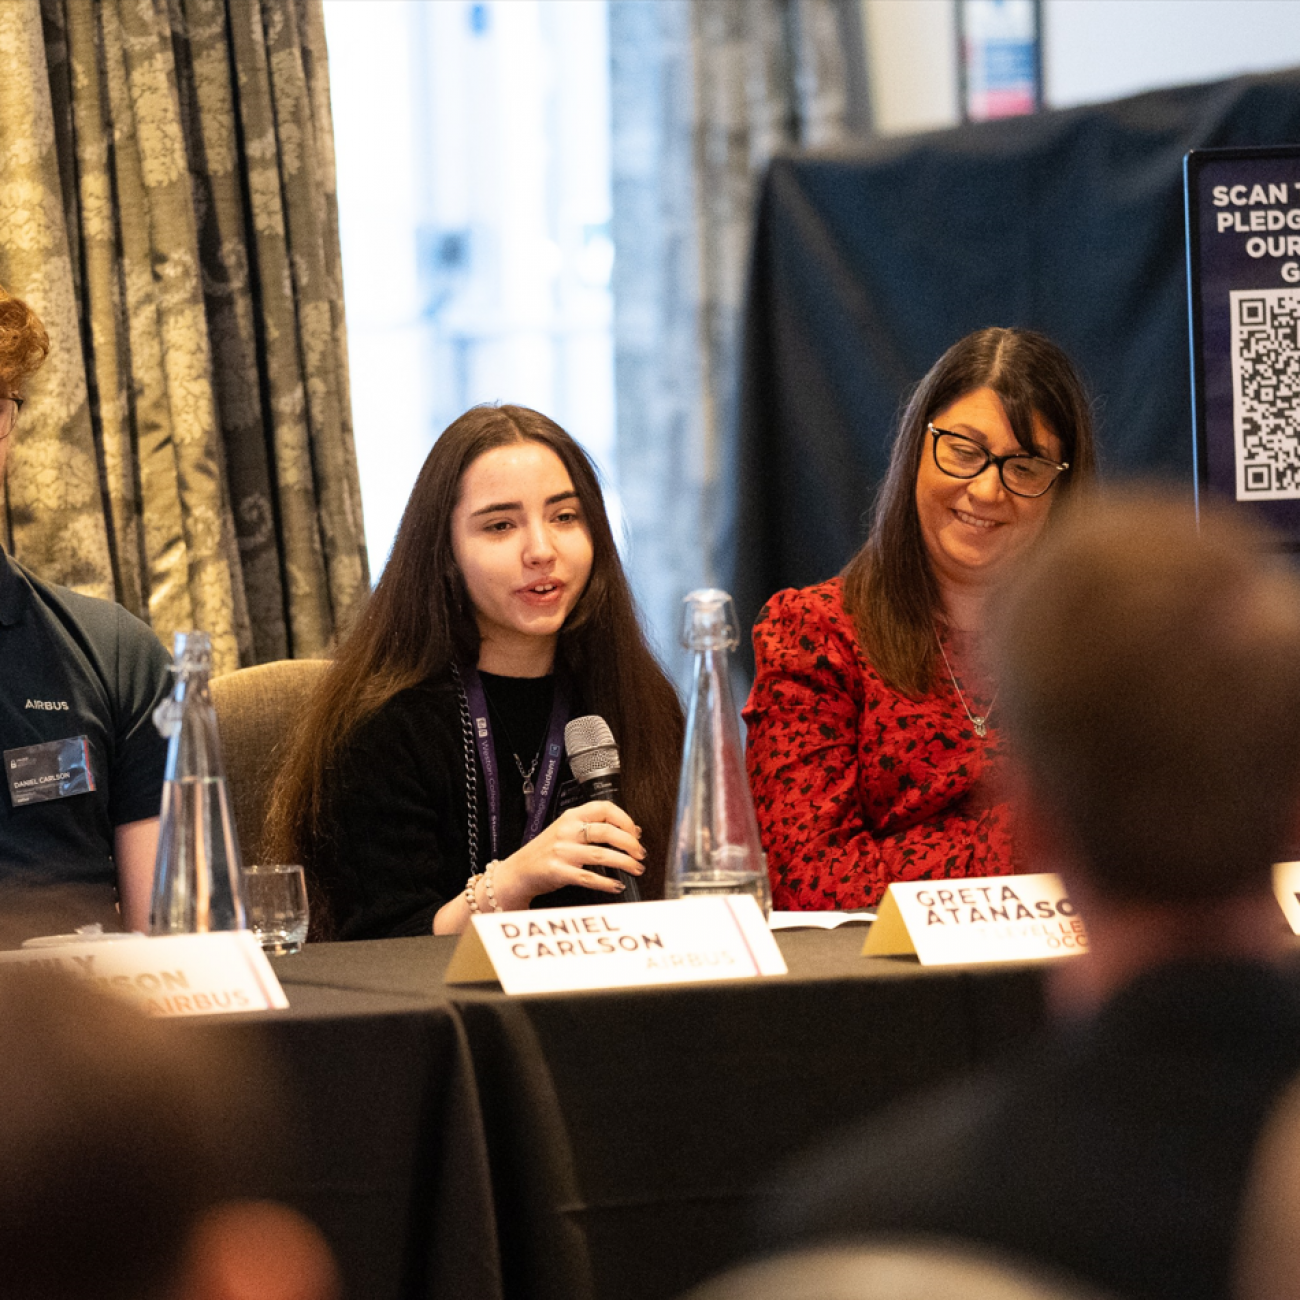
[608,0,868,670]
[0,0,368,675]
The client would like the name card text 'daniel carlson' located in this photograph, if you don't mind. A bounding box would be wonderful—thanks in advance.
[445,895,787,994]
[0,931,288,1016]
[862,873,1088,966]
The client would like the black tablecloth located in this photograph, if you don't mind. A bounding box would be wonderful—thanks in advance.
[210,930,1048,1300]
[183,978,502,1300]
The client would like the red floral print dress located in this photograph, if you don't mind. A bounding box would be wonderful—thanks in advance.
[743,578,1019,911]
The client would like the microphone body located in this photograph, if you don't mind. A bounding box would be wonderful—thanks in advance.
[578,768,622,809]
[564,717,642,903]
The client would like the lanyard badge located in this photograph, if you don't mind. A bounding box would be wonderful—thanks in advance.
[461,667,571,861]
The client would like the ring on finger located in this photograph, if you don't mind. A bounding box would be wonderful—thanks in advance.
[581,822,591,845]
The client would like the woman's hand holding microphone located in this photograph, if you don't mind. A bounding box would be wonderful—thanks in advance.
[433,801,645,933]
[489,801,645,910]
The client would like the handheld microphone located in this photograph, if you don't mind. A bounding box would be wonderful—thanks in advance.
[564,715,641,903]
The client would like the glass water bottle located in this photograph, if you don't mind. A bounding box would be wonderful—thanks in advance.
[149,631,247,934]
[664,589,771,915]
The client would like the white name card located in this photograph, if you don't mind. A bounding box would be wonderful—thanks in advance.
[862,873,1088,966]
[0,931,288,1016]
[1273,862,1300,933]
[445,895,787,994]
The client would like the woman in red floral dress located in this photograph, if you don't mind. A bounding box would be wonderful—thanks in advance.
[744,328,1097,910]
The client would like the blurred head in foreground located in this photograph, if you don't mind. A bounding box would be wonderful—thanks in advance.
[682,1240,1117,1300]
[0,974,339,1300]
[1237,1073,1300,1300]
[989,490,1300,981]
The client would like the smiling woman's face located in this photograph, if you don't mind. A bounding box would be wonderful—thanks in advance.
[450,441,594,674]
[914,386,1064,598]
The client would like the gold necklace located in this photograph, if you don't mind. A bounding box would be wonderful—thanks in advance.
[935,631,998,739]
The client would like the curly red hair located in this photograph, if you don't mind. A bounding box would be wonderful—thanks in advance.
[0,286,49,390]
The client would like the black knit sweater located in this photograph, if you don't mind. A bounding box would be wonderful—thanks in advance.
[310,669,601,940]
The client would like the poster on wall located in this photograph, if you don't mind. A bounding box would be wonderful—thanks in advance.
[958,0,1042,122]
[1187,145,1300,542]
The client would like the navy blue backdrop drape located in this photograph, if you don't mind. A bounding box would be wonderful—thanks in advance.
[726,67,1300,649]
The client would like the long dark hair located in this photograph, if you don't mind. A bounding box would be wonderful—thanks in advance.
[841,327,1097,697]
[265,404,684,895]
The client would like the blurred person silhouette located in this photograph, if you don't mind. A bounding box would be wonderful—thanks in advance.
[764,491,1300,1300]
[681,1240,1117,1300]
[1235,1073,1300,1300]
[0,971,339,1300]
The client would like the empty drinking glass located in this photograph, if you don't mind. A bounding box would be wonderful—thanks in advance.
[242,864,309,955]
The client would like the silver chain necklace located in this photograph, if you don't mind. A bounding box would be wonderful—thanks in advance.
[935,631,998,739]
[513,752,540,814]
[450,664,483,875]
[452,664,543,864]
[481,690,542,814]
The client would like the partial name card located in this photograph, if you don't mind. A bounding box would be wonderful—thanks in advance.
[445,895,787,994]
[0,931,288,1016]
[862,873,1087,966]
[1273,861,1300,933]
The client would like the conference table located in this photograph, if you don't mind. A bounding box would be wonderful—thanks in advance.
[197,928,1050,1300]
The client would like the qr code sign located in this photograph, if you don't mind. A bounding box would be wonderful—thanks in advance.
[1231,288,1300,500]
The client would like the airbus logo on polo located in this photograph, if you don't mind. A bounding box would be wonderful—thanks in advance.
[24,699,69,711]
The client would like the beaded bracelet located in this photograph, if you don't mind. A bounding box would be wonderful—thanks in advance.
[464,873,481,915]
[483,860,502,913]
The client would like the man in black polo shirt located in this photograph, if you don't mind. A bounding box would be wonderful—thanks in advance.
[0,287,169,942]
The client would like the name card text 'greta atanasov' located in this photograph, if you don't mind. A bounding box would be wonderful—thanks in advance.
[862,873,1087,965]
[445,895,787,994]
[0,932,288,1016]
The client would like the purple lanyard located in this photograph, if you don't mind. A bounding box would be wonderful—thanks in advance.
[460,665,571,861]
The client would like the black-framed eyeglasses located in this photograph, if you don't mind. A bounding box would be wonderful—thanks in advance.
[927,424,1069,499]
[0,396,23,441]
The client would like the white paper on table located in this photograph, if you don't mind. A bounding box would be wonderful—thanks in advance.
[768,911,876,930]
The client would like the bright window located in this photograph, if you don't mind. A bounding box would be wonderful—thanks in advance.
[324,0,617,572]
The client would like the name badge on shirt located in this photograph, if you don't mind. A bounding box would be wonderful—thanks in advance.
[5,737,96,806]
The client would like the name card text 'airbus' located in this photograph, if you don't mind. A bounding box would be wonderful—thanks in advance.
[0,931,288,1015]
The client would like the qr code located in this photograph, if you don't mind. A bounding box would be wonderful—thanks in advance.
[1231,288,1300,500]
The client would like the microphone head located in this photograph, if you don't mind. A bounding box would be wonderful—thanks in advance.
[565,715,621,783]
